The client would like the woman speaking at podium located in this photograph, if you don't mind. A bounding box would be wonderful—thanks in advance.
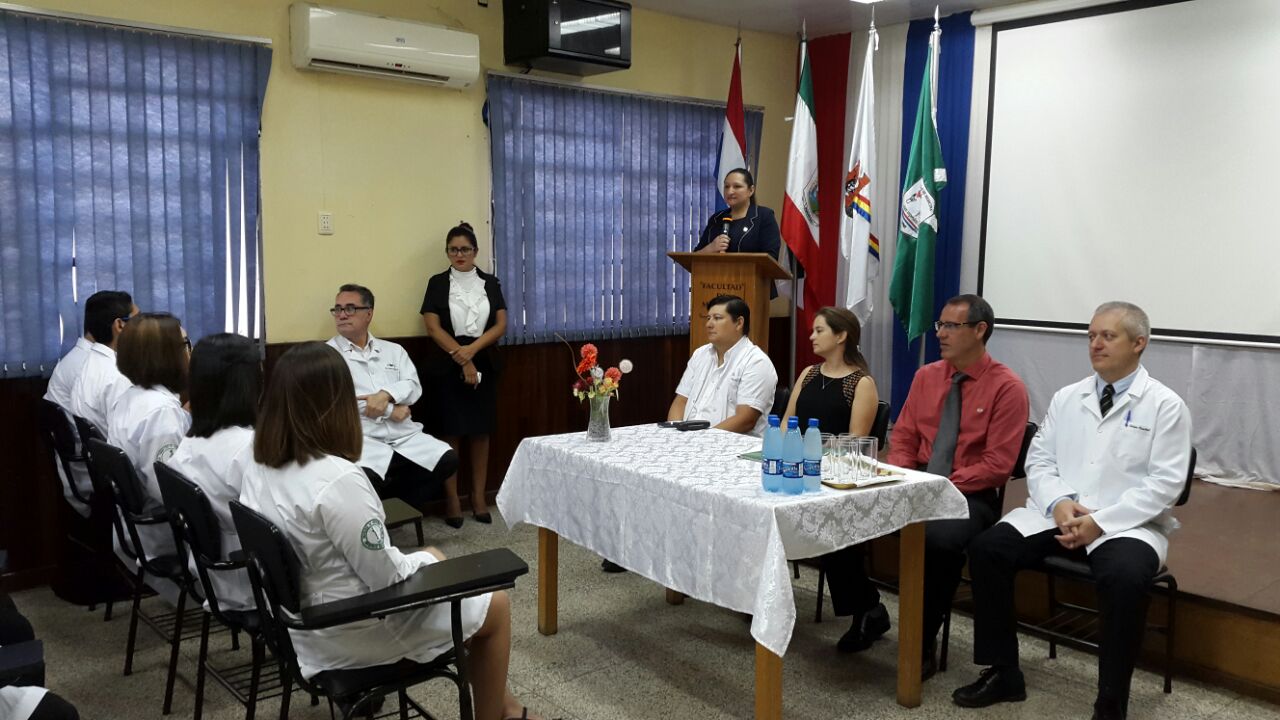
[693,167,781,258]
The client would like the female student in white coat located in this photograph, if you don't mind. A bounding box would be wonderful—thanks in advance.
[239,342,545,720]
[166,333,260,611]
[107,312,192,604]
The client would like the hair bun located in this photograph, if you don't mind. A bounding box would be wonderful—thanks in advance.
[458,221,473,230]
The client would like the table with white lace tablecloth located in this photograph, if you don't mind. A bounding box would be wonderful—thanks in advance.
[498,425,969,717]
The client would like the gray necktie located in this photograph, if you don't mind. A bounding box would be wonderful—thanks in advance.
[926,372,968,477]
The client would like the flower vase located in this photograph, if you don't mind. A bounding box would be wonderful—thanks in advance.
[587,394,612,442]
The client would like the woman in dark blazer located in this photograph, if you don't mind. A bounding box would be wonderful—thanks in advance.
[420,222,507,527]
[693,167,782,259]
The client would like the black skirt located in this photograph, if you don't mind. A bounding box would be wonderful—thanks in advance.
[421,336,499,437]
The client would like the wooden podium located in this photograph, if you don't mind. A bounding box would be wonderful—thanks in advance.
[668,252,792,357]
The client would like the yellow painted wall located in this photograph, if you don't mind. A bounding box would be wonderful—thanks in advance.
[29,0,798,341]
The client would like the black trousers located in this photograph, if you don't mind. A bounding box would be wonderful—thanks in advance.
[969,523,1159,710]
[377,449,458,509]
[29,692,81,720]
[822,488,1002,646]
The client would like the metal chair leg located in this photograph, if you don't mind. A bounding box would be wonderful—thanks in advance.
[815,567,826,623]
[194,612,212,720]
[414,519,424,548]
[398,688,409,720]
[1164,577,1177,694]
[123,566,146,676]
[1047,574,1058,660]
[277,665,293,720]
[451,600,474,720]
[232,627,241,651]
[940,606,951,672]
[245,636,263,720]
[163,587,190,714]
[104,600,114,622]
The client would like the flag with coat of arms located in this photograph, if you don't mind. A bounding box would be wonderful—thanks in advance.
[889,20,947,342]
[781,36,820,288]
[838,26,879,322]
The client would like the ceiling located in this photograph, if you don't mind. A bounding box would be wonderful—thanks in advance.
[627,0,1030,36]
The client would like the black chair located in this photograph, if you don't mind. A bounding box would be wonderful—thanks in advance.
[229,500,529,720]
[73,415,130,621]
[361,467,426,547]
[938,420,1038,671]
[1020,448,1197,694]
[869,401,890,450]
[38,400,94,508]
[768,386,790,419]
[157,462,279,720]
[86,438,205,714]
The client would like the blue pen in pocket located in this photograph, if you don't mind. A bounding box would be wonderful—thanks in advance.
[1124,409,1131,427]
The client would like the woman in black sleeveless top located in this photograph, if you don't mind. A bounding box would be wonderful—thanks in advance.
[783,307,888,655]
[782,307,879,435]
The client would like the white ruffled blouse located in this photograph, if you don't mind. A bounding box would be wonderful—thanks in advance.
[448,267,489,337]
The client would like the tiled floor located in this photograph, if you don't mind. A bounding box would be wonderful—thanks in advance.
[12,510,1278,719]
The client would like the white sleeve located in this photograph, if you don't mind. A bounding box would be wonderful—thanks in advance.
[134,406,192,512]
[1025,391,1078,516]
[736,354,778,413]
[316,467,425,591]
[382,345,422,406]
[674,355,698,400]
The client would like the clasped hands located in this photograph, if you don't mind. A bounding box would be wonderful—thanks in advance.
[1053,499,1103,550]
[357,390,412,422]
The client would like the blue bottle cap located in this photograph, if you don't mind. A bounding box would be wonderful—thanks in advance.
[787,416,800,428]
[808,418,820,427]
[768,414,781,426]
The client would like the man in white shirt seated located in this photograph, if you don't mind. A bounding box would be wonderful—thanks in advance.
[952,301,1192,720]
[326,284,457,511]
[68,291,138,433]
[668,294,778,437]
[45,290,131,515]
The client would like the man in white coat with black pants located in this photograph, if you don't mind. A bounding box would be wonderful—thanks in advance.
[327,284,457,510]
[952,301,1192,720]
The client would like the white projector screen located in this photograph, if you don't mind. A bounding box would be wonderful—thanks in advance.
[979,0,1280,342]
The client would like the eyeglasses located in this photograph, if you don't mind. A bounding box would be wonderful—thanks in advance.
[118,315,133,324]
[330,304,372,316]
[447,246,476,256]
[934,321,979,332]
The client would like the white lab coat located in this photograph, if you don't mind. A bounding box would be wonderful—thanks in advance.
[326,334,449,476]
[44,338,95,516]
[68,342,132,433]
[239,455,491,679]
[0,686,46,720]
[107,385,192,604]
[1001,366,1192,565]
[167,426,256,612]
[675,335,778,437]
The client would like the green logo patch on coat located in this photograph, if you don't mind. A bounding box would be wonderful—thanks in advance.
[360,519,386,550]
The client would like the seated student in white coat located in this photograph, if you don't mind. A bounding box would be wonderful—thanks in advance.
[326,284,457,510]
[68,290,138,433]
[45,290,132,515]
[166,333,260,612]
[953,302,1192,720]
[107,312,192,604]
[239,342,546,720]
[668,294,778,437]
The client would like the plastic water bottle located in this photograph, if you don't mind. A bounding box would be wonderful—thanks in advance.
[803,418,823,492]
[761,415,782,493]
[781,417,804,495]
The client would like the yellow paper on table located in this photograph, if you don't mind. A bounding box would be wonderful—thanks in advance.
[821,457,907,490]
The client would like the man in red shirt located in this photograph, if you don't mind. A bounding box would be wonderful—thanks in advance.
[825,294,1029,681]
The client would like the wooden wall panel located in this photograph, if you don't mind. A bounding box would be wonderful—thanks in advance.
[0,377,62,591]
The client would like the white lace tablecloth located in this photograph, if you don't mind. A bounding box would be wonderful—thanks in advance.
[498,425,969,656]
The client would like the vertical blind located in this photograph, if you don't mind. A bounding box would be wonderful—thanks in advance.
[0,10,271,376]
[487,74,763,344]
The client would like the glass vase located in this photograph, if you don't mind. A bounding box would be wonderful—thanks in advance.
[587,394,612,442]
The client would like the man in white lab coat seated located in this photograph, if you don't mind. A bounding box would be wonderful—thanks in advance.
[668,294,778,437]
[953,301,1192,720]
[326,284,457,511]
[44,290,132,515]
[67,291,138,434]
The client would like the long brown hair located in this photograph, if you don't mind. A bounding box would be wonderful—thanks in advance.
[254,342,361,468]
[815,307,870,372]
[116,312,188,395]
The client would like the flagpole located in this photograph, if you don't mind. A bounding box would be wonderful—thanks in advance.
[788,20,805,388]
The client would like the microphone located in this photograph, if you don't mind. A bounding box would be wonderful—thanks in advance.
[721,215,732,238]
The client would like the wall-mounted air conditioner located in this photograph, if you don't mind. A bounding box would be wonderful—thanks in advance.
[290,3,480,89]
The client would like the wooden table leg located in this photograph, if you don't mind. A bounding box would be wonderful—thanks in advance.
[754,642,782,719]
[897,521,925,708]
[538,527,558,636]
[665,589,686,605]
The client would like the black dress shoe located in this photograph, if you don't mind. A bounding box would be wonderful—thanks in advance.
[601,559,627,573]
[837,603,891,653]
[444,516,464,529]
[473,512,493,524]
[952,666,1026,708]
[1092,697,1126,720]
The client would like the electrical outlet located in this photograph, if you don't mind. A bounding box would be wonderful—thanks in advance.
[318,211,334,236]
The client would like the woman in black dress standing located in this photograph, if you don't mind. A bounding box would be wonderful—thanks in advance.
[420,222,507,527]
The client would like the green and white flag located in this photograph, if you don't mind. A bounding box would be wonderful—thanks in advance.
[889,21,947,343]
